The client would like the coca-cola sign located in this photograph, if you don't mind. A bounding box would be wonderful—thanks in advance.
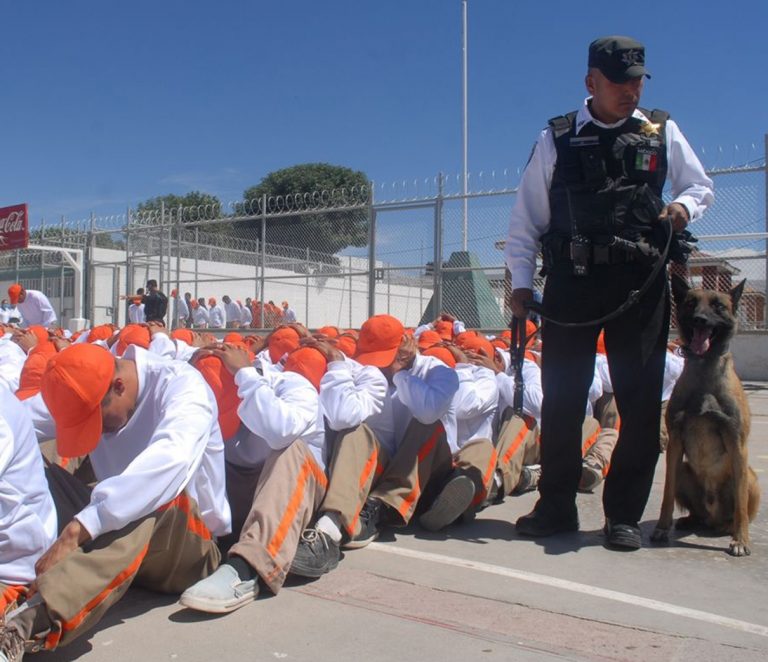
[0,204,29,251]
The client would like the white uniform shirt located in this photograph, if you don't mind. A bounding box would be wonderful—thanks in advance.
[227,367,326,471]
[595,353,613,394]
[414,319,467,338]
[224,301,241,326]
[496,357,543,423]
[319,358,388,432]
[192,306,210,327]
[71,346,231,539]
[662,349,685,402]
[504,102,715,290]
[453,363,499,450]
[239,305,253,327]
[18,290,57,328]
[0,385,58,584]
[209,304,226,329]
[282,307,297,323]
[0,306,22,325]
[128,303,146,324]
[0,337,26,392]
[366,354,459,457]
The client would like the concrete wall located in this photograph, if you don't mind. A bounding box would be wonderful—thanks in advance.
[731,332,768,381]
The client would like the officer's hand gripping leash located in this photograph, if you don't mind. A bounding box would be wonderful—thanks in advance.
[510,316,533,416]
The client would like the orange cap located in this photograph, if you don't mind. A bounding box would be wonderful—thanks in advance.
[434,320,453,340]
[171,328,195,345]
[342,329,359,339]
[491,338,510,350]
[8,284,22,305]
[500,329,512,340]
[455,334,494,358]
[16,341,57,400]
[27,325,50,346]
[284,347,327,392]
[355,315,404,367]
[335,334,357,358]
[596,330,606,355]
[417,330,442,350]
[195,354,246,439]
[208,297,216,306]
[115,324,151,356]
[316,326,340,338]
[223,332,245,345]
[171,289,178,297]
[268,326,301,363]
[88,324,115,343]
[41,344,115,457]
[422,346,457,368]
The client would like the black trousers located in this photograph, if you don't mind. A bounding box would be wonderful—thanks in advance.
[538,259,670,524]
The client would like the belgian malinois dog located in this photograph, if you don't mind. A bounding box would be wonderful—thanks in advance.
[651,275,760,556]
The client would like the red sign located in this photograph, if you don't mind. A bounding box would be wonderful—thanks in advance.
[0,204,29,252]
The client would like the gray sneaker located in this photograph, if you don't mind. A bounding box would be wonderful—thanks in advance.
[179,564,259,614]
[419,472,476,532]
[578,461,603,493]
[514,464,541,494]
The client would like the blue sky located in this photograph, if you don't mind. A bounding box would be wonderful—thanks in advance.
[3,0,767,223]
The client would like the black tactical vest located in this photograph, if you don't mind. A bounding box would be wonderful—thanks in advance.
[548,107,669,243]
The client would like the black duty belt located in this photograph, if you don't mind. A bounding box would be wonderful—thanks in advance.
[554,241,636,265]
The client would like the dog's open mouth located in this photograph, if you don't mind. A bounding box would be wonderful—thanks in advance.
[689,327,713,355]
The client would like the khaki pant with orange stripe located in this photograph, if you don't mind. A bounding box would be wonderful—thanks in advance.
[494,408,539,495]
[369,420,496,525]
[13,484,219,651]
[584,393,620,475]
[226,439,327,595]
[319,424,390,539]
[0,583,27,615]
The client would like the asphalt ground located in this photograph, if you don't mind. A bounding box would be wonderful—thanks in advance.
[35,383,768,662]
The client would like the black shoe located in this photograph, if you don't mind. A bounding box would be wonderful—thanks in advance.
[419,472,476,532]
[603,519,641,550]
[483,469,504,507]
[344,498,382,549]
[515,499,579,537]
[289,527,341,578]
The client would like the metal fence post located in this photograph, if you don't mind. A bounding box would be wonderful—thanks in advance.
[259,194,267,328]
[764,133,768,327]
[305,247,310,325]
[367,186,376,318]
[433,173,445,315]
[125,207,133,327]
[159,201,165,291]
[194,226,199,300]
[349,254,353,327]
[176,209,183,328]
[40,217,46,295]
[59,215,65,321]
[89,212,96,324]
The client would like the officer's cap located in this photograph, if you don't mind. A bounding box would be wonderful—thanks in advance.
[588,36,651,83]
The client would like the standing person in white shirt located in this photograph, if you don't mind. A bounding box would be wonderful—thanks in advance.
[281,300,296,324]
[505,36,714,550]
[127,288,146,324]
[0,384,58,631]
[208,297,226,329]
[0,343,230,655]
[222,296,241,329]
[192,297,210,328]
[239,299,253,328]
[171,289,189,329]
[7,284,57,329]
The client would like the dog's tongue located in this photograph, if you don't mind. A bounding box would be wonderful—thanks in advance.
[690,328,711,355]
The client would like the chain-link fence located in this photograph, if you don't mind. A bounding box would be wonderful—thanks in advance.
[2,142,765,332]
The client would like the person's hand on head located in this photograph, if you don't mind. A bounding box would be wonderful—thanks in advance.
[466,349,500,373]
[300,336,345,363]
[391,334,418,374]
[440,342,468,365]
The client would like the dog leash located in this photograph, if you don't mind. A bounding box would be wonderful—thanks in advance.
[525,218,677,328]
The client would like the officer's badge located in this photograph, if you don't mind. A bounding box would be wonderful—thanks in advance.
[640,122,661,137]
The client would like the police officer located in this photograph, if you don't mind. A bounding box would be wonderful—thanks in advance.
[504,36,713,549]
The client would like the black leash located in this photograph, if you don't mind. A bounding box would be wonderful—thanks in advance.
[526,219,676,328]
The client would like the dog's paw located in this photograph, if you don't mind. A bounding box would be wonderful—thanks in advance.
[728,540,751,557]
[651,527,669,543]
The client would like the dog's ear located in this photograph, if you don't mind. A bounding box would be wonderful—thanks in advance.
[730,279,746,313]
[670,273,690,310]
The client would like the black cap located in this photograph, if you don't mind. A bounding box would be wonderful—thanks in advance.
[588,36,651,83]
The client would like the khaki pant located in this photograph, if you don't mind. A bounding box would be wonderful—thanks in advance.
[494,408,539,495]
[319,424,390,538]
[584,393,620,475]
[0,582,27,615]
[226,440,327,595]
[16,466,219,652]
[370,420,496,525]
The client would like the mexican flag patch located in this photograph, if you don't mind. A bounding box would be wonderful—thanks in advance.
[635,150,658,172]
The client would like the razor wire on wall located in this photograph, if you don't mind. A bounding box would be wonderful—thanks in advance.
[2,142,766,332]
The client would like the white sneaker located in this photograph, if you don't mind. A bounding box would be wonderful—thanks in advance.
[179,564,258,614]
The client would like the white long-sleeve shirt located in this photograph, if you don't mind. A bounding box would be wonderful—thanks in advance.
[224,301,241,325]
[453,364,499,450]
[239,305,253,327]
[319,358,388,432]
[175,296,190,322]
[0,385,58,584]
[128,303,146,324]
[504,101,715,290]
[662,349,685,402]
[209,305,226,329]
[226,366,326,471]
[0,337,26,392]
[192,306,210,327]
[65,346,231,539]
[366,354,459,457]
[18,290,57,328]
[496,357,543,423]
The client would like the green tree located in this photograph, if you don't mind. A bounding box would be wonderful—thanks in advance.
[136,191,222,223]
[241,163,369,256]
